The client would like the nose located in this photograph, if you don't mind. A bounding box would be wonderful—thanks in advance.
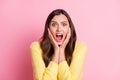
[57,25,62,31]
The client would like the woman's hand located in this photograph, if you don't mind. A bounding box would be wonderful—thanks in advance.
[59,28,71,63]
[48,28,59,51]
[48,28,59,63]
[60,28,71,50]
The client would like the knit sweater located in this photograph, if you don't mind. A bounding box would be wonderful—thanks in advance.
[30,41,87,80]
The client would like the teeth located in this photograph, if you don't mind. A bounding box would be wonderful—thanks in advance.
[56,33,62,35]
[56,33,63,37]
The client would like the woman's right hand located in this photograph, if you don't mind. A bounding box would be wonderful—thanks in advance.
[48,28,59,63]
[48,28,59,51]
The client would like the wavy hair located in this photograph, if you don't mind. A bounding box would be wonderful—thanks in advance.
[40,9,77,67]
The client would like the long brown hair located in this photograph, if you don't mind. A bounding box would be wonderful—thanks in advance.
[40,9,77,67]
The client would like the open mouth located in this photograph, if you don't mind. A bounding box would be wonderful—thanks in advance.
[56,33,63,42]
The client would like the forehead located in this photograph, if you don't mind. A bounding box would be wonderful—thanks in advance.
[51,14,68,22]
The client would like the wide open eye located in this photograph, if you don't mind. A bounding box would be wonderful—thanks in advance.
[50,22,58,27]
[62,23,67,26]
[52,23,56,26]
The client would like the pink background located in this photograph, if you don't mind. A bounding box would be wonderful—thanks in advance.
[0,0,120,80]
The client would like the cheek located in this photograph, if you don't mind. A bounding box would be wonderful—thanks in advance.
[64,27,69,34]
[63,29,69,37]
[49,28,56,35]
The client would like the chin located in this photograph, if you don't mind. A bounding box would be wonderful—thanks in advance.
[57,42,63,45]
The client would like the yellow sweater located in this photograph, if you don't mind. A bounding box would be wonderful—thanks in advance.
[30,41,87,80]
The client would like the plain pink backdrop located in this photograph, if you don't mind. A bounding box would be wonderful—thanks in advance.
[0,0,120,80]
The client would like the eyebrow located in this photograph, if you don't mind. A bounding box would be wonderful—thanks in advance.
[50,21,68,23]
[50,21,57,23]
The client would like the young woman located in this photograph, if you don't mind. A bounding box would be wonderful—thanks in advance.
[30,9,87,80]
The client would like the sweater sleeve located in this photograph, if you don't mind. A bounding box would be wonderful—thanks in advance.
[30,41,58,80]
[58,42,87,80]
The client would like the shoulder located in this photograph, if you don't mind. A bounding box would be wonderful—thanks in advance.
[30,41,41,49]
[73,41,87,56]
[30,41,43,59]
[75,41,87,49]
[29,41,43,56]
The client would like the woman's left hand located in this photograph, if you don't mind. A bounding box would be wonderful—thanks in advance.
[60,28,71,50]
[58,28,71,63]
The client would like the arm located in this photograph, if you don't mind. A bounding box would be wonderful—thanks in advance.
[30,42,58,80]
[58,42,87,80]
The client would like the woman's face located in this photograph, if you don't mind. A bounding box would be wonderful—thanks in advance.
[49,14,70,45]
